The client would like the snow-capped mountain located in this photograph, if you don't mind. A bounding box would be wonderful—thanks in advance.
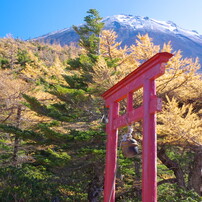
[33,14,202,66]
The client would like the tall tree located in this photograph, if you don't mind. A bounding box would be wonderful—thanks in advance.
[73,9,104,57]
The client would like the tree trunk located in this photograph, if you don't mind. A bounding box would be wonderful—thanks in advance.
[87,174,103,202]
[134,158,142,198]
[157,146,186,188]
[188,146,202,196]
[12,106,22,165]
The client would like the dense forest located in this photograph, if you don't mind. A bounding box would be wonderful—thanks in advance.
[0,9,201,201]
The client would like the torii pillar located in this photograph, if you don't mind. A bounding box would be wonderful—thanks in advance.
[101,52,173,202]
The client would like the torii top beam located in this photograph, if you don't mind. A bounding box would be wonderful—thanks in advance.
[102,52,173,106]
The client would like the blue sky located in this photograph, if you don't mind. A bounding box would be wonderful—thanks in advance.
[1,0,202,40]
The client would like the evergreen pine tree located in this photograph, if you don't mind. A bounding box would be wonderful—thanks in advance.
[73,9,104,57]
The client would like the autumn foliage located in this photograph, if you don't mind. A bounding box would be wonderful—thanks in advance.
[0,9,201,201]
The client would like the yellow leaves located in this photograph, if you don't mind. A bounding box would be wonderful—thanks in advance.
[0,31,201,150]
[91,56,116,91]
[21,52,67,85]
[0,70,30,102]
[157,96,202,146]
[17,49,48,81]
[157,50,201,100]
[44,56,67,85]
[130,34,160,61]
[100,30,122,58]
[91,54,138,93]
[22,63,45,80]
[161,41,173,53]
[100,30,139,70]
[0,69,34,128]
[92,30,142,92]
[0,37,77,84]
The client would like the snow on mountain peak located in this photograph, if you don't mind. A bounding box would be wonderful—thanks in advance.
[36,14,202,44]
[103,14,202,44]
[32,14,202,67]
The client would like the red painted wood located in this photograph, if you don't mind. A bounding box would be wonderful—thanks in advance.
[104,102,119,202]
[102,52,172,106]
[102,52,173,202]
[143,79,157,202]
[127,92,133,113]
[113,96,161,129]
[104,63,164,105]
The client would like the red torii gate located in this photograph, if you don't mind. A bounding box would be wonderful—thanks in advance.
[101,52,173,202]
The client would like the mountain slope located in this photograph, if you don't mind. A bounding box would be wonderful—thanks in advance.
[33,15,202,66]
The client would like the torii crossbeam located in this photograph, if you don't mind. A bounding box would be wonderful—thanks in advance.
[101,52,173,202]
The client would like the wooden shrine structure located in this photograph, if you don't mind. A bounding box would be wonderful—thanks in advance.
[101,52,173,202]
